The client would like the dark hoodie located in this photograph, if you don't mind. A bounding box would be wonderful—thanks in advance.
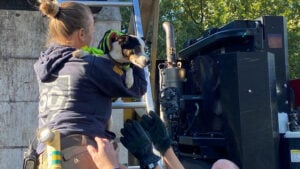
[34,44,147,153]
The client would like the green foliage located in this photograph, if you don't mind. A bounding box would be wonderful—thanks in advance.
[120,6,131,33]
[157,0,300,78]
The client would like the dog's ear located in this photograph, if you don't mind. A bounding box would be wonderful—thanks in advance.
[117,35,129,45]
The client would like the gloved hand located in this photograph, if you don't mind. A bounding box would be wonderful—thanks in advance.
[140,111,172,155]
[120,120,160,168]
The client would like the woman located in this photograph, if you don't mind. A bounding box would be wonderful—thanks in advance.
[34,1,147,169]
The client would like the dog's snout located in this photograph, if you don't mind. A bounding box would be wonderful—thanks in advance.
[145,60,151,65]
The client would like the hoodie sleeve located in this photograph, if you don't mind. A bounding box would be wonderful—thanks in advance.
[127,64,147,96]
[86,55,147,98]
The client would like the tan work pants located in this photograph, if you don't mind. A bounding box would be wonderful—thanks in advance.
[38,135,98,169]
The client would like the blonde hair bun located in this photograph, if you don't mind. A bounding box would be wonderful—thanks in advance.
[39,0,60,18]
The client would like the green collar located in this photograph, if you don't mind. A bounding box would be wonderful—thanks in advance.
[82,46,130,71]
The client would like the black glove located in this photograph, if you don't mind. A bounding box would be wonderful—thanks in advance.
[140,111,172,155]
[120,120,160,168]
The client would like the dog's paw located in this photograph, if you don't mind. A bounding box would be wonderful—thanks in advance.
[125,68,134,88]
[72,49,89,58]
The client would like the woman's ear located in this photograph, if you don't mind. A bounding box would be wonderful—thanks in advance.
[78,28,86,42]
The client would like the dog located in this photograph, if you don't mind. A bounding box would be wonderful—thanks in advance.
[73,29,150,88]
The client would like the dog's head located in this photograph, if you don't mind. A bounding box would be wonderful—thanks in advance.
[98,30,150,68]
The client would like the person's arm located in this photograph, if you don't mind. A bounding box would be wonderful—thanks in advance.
[211,159,239,169]
[87,137,120,169]
[140,111,172,155]
[87,56,147,97]
[120,120,161,169]
[127,65,147,96]
[140,111,184,169]
[163,147,184,169]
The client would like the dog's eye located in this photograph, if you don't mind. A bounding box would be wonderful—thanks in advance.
[125,49,136,56]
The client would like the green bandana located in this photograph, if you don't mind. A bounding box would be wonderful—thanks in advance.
[81,29,124,57]
[81,30,130,72]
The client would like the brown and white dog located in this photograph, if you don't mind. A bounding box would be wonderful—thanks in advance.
[74,30,150,88]
[109,34,150,88]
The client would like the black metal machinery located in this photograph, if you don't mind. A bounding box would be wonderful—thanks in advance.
[157,16,289,169]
